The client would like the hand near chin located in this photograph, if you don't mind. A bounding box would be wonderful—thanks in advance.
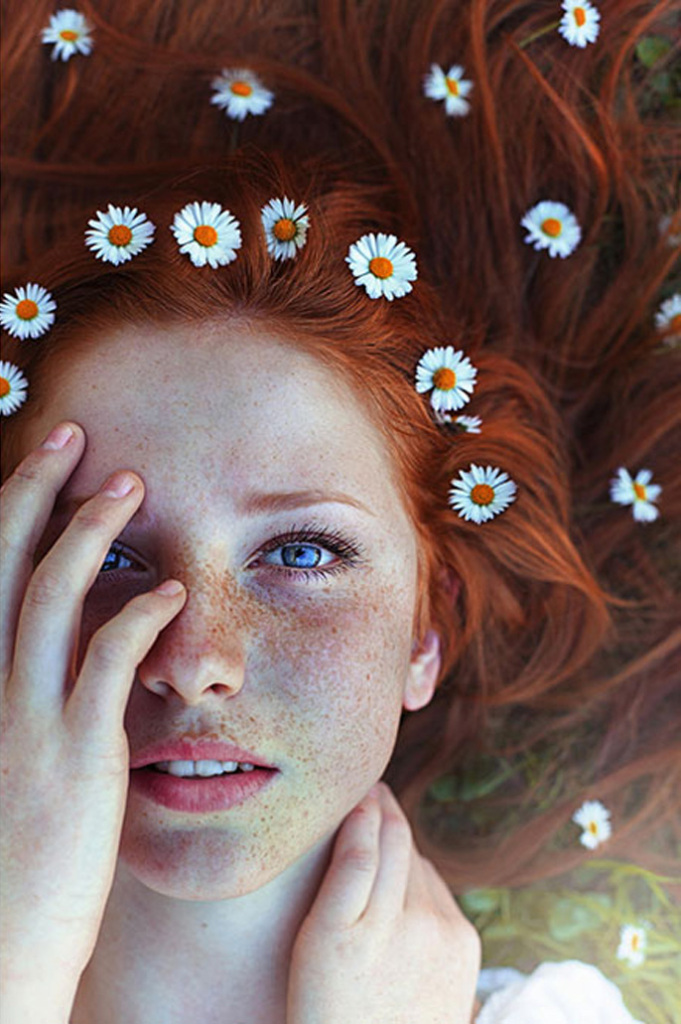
[286,781,481,1024]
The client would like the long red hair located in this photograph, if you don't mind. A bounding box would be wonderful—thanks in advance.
[2,0,679,888]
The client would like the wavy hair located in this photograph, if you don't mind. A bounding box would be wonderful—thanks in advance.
[2,0,679,888]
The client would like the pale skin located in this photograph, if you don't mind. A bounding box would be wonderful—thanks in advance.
[0,321,480,1024]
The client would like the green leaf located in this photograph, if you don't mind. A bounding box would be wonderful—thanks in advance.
[636,36,672,69]
[548,898,604,941]
[461,889,501,914]
[427,774,458,802]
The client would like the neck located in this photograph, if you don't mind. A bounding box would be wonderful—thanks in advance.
[71,834,335,1024]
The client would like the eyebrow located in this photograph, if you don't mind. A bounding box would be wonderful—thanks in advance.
[51,489,375,520]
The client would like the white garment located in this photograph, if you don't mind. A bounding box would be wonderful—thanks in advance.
[475,960,644,1024]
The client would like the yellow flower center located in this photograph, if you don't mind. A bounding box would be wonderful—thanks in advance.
[574,7,587,26]
[633,482,647,501]
[230,81,253,97]
[59,29,79,41]
[471,483,495,506]
[16,299,39,320]
[194,225,218,247]
[369,256,393,279]
[433,367,457,391]
[541,218,563,238]
[0,376,10,397]
[445,77,460,96]
[274,218,297,242]
[108,224,133,247]
[588,821,599,834]
[631,934,640,950]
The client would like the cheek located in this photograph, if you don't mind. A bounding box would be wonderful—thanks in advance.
[256,580,415,755]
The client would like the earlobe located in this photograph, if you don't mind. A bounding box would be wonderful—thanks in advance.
[403,629,442,712]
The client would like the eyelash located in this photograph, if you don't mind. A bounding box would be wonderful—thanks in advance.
[97,523,366,585]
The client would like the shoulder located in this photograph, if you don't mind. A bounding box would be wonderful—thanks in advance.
[475,960,643,1024]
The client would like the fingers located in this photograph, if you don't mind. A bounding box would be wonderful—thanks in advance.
[64,580,186,755]
[0,422,86,676]
[308,787,382,930]
[11,467,149,711]
[364,783,415,921]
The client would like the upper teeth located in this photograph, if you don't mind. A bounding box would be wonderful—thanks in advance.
[153,760,256,777]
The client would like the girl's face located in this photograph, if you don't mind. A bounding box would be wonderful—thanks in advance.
[19,322,440,899]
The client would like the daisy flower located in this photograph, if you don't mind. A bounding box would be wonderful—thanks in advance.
[521,201,582,258]
[659,213,681,248]
[558,0,600,48]
[423,63,473,117]
[0,361,29,416]
[261,197,309,260]
[415,346,477,412]
[434,411,483,433]
[616,924,648,968]
[654,293,681,345]
[41,9,93,62]
[346,233,418,301]
[0,284,56,340]
[171,201,242,268]
[85,205,156,266]
[572,799,612,850]
[609,467,662,523]
[448,464,517,524]
[210,69,274,121]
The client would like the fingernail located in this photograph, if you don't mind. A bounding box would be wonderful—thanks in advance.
[41,423,75,450]
[155,579,185,596]
[101,471,136,497]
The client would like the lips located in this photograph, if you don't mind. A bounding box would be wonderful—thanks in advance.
[130,738,277,771]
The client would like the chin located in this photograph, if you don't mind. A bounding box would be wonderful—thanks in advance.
[115,810,338,902]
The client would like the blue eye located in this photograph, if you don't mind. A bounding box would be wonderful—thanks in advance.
[98,542,142,575]
[255,525,364,581]
[266,543,331,569]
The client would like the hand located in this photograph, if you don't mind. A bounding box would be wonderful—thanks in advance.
[286,781,480,1024]
[0,422,186,1014]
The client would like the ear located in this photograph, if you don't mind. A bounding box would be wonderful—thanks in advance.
[403,629,442,712]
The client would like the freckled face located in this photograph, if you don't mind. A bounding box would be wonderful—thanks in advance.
[21,322,425,898]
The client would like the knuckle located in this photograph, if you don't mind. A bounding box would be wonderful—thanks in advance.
[72,501,113,533]
[341,843,377,873]
[87,628,131,671]
[25,568,72,608]
[383,810,412,843]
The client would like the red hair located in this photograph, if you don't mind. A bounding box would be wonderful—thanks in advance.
[2,0,679,888]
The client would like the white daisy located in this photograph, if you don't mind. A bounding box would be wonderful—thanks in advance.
[171,201,242,268]
[346,233,418,300]
[85,205,155,265]
[654,293,681,345]
[0,361,29,416]
[433,410,483,433]
[616,924,648,968]
[558,0,600,48]
[41,9,93,62]
[659,213,681,248]
[415,346,477,412]
[261,197,309,260]
[609,467,662,523]
[448,464,517,524]
[0,283,56,340]
[210,69,274,121]
[572,799,612,850]
[423,63,473,117]
[521,201,582,258]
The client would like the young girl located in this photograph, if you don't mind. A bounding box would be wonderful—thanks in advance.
[1,1,678,1022]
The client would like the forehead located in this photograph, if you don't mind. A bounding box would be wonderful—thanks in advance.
[23,322,411,524]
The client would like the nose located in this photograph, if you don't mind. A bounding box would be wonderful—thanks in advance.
[136,570,248,705]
